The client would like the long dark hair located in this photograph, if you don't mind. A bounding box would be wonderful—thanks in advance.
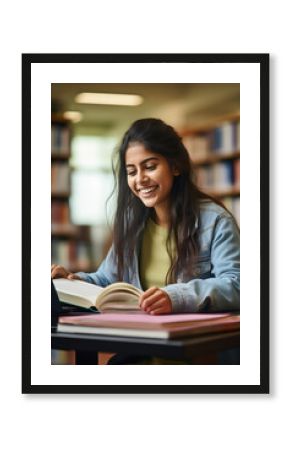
[112,118,222,283]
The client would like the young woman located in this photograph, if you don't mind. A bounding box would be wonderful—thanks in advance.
[51,118,240,316]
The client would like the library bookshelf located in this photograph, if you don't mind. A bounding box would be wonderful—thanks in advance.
[51,115,93,273]
[181,113,240,224]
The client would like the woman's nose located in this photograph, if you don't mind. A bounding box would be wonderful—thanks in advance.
[136,170,148,183]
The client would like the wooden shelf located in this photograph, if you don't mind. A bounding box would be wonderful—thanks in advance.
[181,112,240,136]
[191,150,240,166]
[51,114,70,124]
[51,153,71,161]
[51,191,70,199]
[203,186,240,198]
[51,224,91,240]
[180,113,240,223]
[51,117,93,271]
[51,223,79,238]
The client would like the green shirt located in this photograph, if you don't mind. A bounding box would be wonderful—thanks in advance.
[139,218,175,290]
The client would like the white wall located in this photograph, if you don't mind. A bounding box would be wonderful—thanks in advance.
[1,2,287,450]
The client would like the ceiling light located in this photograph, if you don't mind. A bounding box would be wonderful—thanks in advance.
[63,111,82,123]
[75,92,143,106]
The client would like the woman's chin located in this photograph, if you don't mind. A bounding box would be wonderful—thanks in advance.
[140,198,157,207]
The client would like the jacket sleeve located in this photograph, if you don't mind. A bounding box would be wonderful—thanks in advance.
[162,215,240,313]
[76,246,119,287]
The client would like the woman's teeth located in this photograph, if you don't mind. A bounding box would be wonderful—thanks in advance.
[139,187,156,193]
[138,186,158,197]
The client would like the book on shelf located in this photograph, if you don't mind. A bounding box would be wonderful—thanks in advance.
[196,160,238,192]
[212,161,235,189]
[51,123,70,155]
[51,202,70,224]
[212,120,239,154]
[57,311,240,339]
[233,158,240,188]
[183,133,210,161]
[51,241,92,272]
[53,278,142,312]
[182,117,240,162]
[51,162,70,194]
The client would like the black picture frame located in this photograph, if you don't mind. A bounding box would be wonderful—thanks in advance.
[22,53,269,394]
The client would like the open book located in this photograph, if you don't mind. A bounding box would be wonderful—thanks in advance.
[53,278,143,313]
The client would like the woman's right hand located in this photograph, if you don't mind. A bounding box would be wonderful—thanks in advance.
[51,264,81,280]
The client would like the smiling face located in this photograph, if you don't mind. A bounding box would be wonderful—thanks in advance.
[125,143,178,225]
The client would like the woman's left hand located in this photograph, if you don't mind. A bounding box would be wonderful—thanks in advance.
[139,286,172,315]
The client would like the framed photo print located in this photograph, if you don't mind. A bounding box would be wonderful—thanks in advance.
[22,53,269,394]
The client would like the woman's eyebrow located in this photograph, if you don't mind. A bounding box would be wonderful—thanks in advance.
[126,157,159,168]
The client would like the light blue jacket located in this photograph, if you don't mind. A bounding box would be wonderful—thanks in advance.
[77,202,240,313]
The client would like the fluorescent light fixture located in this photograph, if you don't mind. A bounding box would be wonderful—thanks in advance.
[63,111,83,123]
[75,92,143,106]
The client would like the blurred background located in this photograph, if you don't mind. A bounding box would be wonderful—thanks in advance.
[51,83,240,274]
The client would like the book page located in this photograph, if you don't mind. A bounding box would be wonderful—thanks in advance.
[96,282,142,308]
[101,282,143,296]
[97,292,140,310]
[53,278,104,305]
